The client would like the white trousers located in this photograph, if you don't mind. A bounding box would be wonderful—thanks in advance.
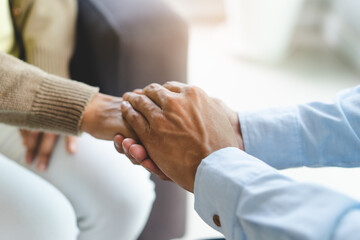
[0,124,155,240]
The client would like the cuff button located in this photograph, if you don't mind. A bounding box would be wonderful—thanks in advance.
[213,214,221,227]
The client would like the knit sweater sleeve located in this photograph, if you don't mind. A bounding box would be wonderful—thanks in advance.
[16,0,78,78]
[0,52,99,135]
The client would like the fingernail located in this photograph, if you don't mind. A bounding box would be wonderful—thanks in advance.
[130,153,141,164]
[69,142,77,154]
[38,163,46,171]
[122,142,128,154]
[121,101,131,109]
[114,140,120,149]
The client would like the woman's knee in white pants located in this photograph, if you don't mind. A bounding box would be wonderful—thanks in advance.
[0,125,155,240]
[44,134,156,240]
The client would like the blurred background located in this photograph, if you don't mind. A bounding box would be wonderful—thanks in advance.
[1,0,359,239]
[163,0,360,239]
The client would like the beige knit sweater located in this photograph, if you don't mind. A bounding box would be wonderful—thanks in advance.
[0,52,98,135]
[0,0,99,135]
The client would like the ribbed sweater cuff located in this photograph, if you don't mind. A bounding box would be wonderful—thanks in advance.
[28,76,99,135]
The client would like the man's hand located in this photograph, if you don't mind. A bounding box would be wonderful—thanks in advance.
[20,130,77,171]
[120,82,238,192]
[211,98,244,150]
[113,96,244,181]
[81,93,137,140]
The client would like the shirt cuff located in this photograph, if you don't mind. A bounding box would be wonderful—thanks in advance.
[194,147,277,236]
[194,147,360,240]
[239,106,304,169]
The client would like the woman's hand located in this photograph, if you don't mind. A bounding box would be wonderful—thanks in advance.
[81,93,137,140]
[20,129,77,171]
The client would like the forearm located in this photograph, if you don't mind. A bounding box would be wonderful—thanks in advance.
[239,106,303,169]
[0,52,98,135]
[239,86,360,169]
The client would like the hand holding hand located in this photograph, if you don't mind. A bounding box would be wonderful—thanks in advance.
[120,82,238,192]
[113,94,244,182]
[81,93,137,140]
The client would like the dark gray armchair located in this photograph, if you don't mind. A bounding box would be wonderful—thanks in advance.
[70,0,189,239]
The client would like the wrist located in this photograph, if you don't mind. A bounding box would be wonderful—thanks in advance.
[80,92,100,133]
[230,111,244,151]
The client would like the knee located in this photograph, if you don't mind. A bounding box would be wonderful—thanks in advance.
[103,174,156,219]
[77,171,155,239]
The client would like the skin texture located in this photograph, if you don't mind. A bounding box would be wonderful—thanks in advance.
[114,92,244,181]
[211,98,244,151]
[21,93,137,171]
[81,93,137,140]
[119,82,238,192]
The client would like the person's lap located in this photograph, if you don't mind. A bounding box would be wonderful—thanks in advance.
[0,153,79,240]
[0,124,155,240]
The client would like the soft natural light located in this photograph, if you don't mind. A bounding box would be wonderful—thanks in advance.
[1,1,358,239]
[166,0,360,239]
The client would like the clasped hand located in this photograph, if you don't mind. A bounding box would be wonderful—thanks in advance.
[114,82,242,192]
[22,82,243,192]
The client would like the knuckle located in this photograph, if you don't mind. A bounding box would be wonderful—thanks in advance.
[186,86,205,100]
[125,93,135,103]
[122,105,133,118]
[126,110,137,122]
[166,81,180,87]
[149,83,161,89]
[163,81,174,87]
[151,113,166,127]
[133,95,146,107]
[144,83,160,92]
[185,85,198,95]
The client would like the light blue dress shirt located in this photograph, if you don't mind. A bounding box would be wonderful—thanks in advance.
[194,86,360,240]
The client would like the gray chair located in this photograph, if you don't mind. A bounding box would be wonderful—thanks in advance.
[70,0,189,239]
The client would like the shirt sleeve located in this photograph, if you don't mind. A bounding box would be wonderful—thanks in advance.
[194,147,360,240]
[239,85,360,169]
